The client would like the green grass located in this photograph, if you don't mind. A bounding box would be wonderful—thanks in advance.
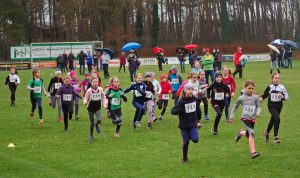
[0,61,300,177]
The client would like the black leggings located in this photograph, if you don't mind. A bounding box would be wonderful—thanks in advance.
[103,64,110,78]
[233,64,243,78]
[213,105,224,132]
[119,65,125,72]
[199,97,208,116]
[158,62,163,71]
[62,104,73,130]
[267,107,282,137]
[9,83,17,101]
[157,99,168,116]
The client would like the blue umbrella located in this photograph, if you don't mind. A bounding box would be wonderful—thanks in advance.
[271,39,284,45]
[122,42,142,52]
[282,40,298,49]
[95,48,115,58]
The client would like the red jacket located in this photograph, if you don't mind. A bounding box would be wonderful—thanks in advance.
[119,55,126,65]
[233,52,242,65]
[159,81,172,99]
[222,76,236,94]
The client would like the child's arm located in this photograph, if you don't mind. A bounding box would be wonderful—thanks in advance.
[229,97,242,122]
[255,96,261,117]
[124,85,133,93]
[5,75,9,85]
[72,88,82,99]
[281,85,289,101]
[47,78,54,92]
[260,86,270,101]
[120,89,128,102]
[15,75,20,85]
[83,89,90,105]
[171,99,184,115]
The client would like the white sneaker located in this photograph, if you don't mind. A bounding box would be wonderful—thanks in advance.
[135,121,141,128]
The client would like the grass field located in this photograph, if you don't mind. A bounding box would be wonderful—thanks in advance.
[0,61,300,178]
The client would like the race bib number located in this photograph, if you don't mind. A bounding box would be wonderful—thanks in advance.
[10,78,15,83]
[63,94,72,101]
[270,93,281,102]
[34,87,41,93]
[172,79,179,84]
[214,92,224,100]
[54,83,61,89]
[135,90,142,97]
[162,94,170,100]
[185,102,196,113]
[243,105,255,116]
[146,91,152,99]
[91,93,101,101]
[111,98,120,105]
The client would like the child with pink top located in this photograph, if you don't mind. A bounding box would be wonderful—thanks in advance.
[69,71,81,120]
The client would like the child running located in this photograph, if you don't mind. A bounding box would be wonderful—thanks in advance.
[143,72,156,129]
[198,71,209,120]
[168,66,183,105]
[79,73,90,96]
[106,77,127,137]
[27,68,48,125]
[260,73,288,143]
[171,83,200,163]
[124,73,146,129]
[47,70,63,122]
[150,72,162,121]
[56,75,82,132]
[156,74,172,121]
[84,76,105,142]
[207,72,230,135]
[229,80,261,159]
[5,68,20,106]
[69,71,81,120]
[222,66,236,123]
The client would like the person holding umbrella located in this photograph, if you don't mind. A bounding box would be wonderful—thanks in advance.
[102,51,111,79]
[156,49,165,72]
[269,50,280,74]
[286,46,293,69]
[127,50,140,83]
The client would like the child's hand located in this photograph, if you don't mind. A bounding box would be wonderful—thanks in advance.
[279,93,284,99]
[259,97,263,102]
[226,93,229,98]
[256,113,260,118]
[231,92,235,97]
[108,94,113,98]
[120,91,123,95]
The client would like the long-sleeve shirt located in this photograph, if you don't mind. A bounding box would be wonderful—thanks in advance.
[168,73,183,92]
[124,82,146,103]
[230,93,261,121]
[222,76,236,95]
[56,84,81,105]
[102,53,111,64]
[5,74,20,86]
[233,52,243,65]
[47,77,63,96]
[27,78,46,99]
[152,79,162,95]
[207,81,230,106]
[202,54,214,71]
[159,81,172,100]
[143,80,155,100]
[86,54,93,64]
[261,84,288,109]
[176,80,202,98]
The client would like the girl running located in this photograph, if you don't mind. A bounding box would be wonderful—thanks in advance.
[84,76,105,142]
[106,77,127,137]
[79,73,90,96]
[5,68,20,106]
[157,74,172,121]
[27,69,48,125]
[191,61,203,74]
[69,71,81,120]
[168,66,183,105]
[150,72,162,121]
[47,70,63,122]
[207,72,230,135]
[143,72,156,129]
[124,73,146,129]
[222,66,236,123]
[198,71,209,120]
[56,75,82,132]
[171,83,200,163]
[230,80,261,159]
[260,73,288,143]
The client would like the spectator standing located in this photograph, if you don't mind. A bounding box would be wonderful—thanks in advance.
[86,51,93,73]
[77,50,87,75]
[119,52,126,73]
[102,51,111,79]
[68,52,75,71]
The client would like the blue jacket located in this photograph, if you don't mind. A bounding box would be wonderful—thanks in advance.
[124,82,146,103]
[171,96,199,129]
[86,54,93,64]
[169,73,183,92]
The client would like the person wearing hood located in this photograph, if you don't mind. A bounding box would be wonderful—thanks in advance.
[156,74,172,121]
[232,47,243,78]
[171,83,200,163]
[168,66,183,105]
[207,72,230,135]
[202,48,215,85]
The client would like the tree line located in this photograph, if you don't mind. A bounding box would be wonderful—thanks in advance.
[0,0,299,60]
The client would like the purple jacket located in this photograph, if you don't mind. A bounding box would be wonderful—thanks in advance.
[56,84,81,105]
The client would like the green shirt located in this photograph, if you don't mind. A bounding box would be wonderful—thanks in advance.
[106,88,125,110]
[202,54,215,71]
[28,79,43,98]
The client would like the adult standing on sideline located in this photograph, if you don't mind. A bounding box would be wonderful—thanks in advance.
[86,51,93,73]
[127,50,139,83]
[119,52,126,73]
[62,52,69,73]
[215,49,223,71]
[77,50,87,75]
[286,46,293,68]
[232,47,243,79]
[93,51,99,71]
[188,49,198,69]
[68,52,75,71]
[56,53,63,71]
[102,51,111,79]
[202,48,215,84]
[177,49,186,73]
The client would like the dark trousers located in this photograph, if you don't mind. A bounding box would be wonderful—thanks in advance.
[103,64,110,78]
[157,99,169,116]
[119,65,125,72]
[224,97,231,120]
[9,83,17,102]
[130,70,136,83]
[172,91,179,105]
[30,97,43,119]
[79,64,85,75]
[205,70,215,85]
[181,127,199,159]
[267,107,282,137]
[233,64,243,78]
[213,105,224,132]
[158,62,163,71]
[87,63,92,73]
[132,101,145,123]
[199,97,208,116]
[62,104,73,130]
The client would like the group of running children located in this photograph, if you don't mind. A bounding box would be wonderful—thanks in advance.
[5,65,288,162]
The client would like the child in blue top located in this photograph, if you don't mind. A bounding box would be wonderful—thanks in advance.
[168,66,183,105]
[124,73,146,129]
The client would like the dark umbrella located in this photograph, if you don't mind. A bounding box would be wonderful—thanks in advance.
[282,40,298,49]
[176,46,189,54]
[122,42,142,52]
[95,48,115,58]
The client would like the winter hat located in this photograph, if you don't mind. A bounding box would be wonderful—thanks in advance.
[85,73,90,77]
[144,72,152,78]
[205,48,211,53]
[214,71,222,78]
[69,70,76,77]
[183,83,194,92]
[55,70,61,76]
[150,72,156,77]
[170,66,178,73]
[160,74,167,80]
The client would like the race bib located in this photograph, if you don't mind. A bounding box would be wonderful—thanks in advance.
[34,87,41,93]
[270,93,281,102]
[146,91,152,99]
[243,105,255,116]
[162,94,170,100]
[111,98,120,105]
[214,92,224,100]
[185,102,196,113]
[91,93,101,101]
[63,94,72,101]
[135,90,142,97]
[10,78,15,83]
[172,78,179,84]
[54,83,61,89]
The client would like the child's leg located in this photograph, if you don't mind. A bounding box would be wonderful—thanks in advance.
[203,97,208,116]
[213,105,223,132]
[51,95,56,108]
[57,98,62,119]
[181,129,190,160]
[30,97,37,113]
[133,101,144,123]
[74,97,79,117]
[95,110,102,134]
[224,97,231,120]
[243,120,256,153]
[88,111,95,136]
[69,103,74,120]
[37,97,43,119]
[115,109,122,133]
[161,100,169,116]
[196,100,202,121]
[269,107,281,137]
[189,127,199,143]
[62,104,69,130]
[146,100,153,123]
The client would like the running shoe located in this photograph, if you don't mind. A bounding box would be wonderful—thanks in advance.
[235,129,242,142]
[197,123,202,129]
[251,152,260,159]
[158,115,162,121]
[75,115,79,120]
[264,131,269,143]
[132,122,136,129]
[58,117,63,123]
[181,157,188,163]
[135,121,141,128]
[147,122,153,129]
[273,136,280,144]
[95,124,101,134]
[204,115,209,121]
[113,132,120,138]
[90,136,94,143]
[211,128,218,135]
[39,119,44,126]
[30,112,34,117]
